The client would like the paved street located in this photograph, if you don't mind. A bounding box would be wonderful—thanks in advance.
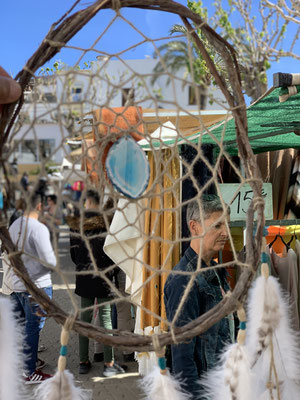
[0,225,143,400]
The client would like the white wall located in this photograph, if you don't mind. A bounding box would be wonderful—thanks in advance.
[10,124,70,164]
[92,58,227,110]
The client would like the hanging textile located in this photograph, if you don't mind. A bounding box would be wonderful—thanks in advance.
[285,152,300,218]
[140,149,180,331]
[103,197,145,305]
[294,239,300,323]
[270,246,300,330]
[256,149,297,219]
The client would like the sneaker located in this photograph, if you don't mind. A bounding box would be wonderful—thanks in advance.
[79,360,92,374]
[36,358,45,370]
[38,344,46,352]
[103,362,126,377]
[93,353,104,363]
[24,370,53,384]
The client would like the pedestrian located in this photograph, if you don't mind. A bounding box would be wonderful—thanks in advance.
[8,193,56,384]
[42,194,62,244]
[72,180,84,202]
[9,198,26,227]
[20,172,29,192]
[67,189,125,377]
[164,195,233,399]
[114,268,135,362]
[35,177,47,203]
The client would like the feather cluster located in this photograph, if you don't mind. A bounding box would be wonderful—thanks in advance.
[140,365,192,400]
[200,273,300,400]
[0,297,30,400]
[247,275,300,399]
[200,342,252,400]
[34,369,91,400]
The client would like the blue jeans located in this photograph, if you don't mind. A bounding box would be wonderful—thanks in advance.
[39,286,52,331]
[11,286,52,375]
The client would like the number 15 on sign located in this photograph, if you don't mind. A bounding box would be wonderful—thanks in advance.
[219,183,273,221]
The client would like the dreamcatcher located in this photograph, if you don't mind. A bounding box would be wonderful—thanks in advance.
[0,0,266,398]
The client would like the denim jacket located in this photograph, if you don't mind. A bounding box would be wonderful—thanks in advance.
[164,246,231,399]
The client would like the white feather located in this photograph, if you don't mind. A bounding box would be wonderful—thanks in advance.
[0,297,30,400]
[258,388,277,400]
[34,369,90,400]
[280,377,300,400]
[137,351,158,376]
[199,343,252,400]
[140,365,192,400]
[247,275,300,386]
[257,378,300,400]
[246,276,280,359]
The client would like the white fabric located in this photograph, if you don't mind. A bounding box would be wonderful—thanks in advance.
[9,217,56,292]
[288,86,298,96]
[138,121,179,149]
[292,73,300,85]
[103,198,145,304]
[135,324,161,376]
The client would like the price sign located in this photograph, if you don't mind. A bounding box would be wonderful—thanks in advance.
[219,183,273,221]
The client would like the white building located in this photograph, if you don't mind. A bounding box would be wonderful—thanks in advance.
[92,57,226,111]
[10,58,227,172]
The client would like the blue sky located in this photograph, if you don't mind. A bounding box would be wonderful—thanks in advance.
[1,0,299,89]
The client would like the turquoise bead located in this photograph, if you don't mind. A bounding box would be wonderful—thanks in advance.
[261,252,268,263]
[60,345,68,356]
[239,321,246,330]
[158,357,166,370]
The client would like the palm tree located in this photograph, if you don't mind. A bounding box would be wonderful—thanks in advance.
[151,25,214,89]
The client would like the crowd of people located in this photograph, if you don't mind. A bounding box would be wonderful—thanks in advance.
[1,67,234,398]
[3,187,136,383]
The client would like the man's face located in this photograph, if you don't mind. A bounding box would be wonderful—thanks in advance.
[190,211,230,257]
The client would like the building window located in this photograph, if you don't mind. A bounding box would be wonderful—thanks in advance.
[21,140,38,162]
[39,139,55,160]
[42,93,57,103]
[188,86,207,109]
[23,91,40,103]
[71,85,83,102]
[20,139,55,162]
[122,88,135,106]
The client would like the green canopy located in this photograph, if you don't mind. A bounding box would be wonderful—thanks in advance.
[200,87,300,155]
[139,87,300,155]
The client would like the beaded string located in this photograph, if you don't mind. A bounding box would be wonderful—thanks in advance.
[58,327,69,372]
[57,315,76,372]
[156,348,167,375]
[237,307,247,345]
[152,334,167,375]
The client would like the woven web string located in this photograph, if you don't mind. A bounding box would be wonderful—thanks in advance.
[1,3,262,351]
